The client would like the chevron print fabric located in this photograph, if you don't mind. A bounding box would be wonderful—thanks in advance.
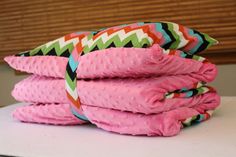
[15,22,217,58]
[16,32,90,57]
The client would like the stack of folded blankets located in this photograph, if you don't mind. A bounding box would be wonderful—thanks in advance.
[5,22,220,136]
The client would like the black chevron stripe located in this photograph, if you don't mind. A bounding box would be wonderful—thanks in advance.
[191,89,199,96]
[60,49,71,57]
[81,51,85,56]
[184,53,193,59]
[34,49,44,56]
[15,51,30,56]
[46,48,57,56]
[66,63,76,81]
[195,114,201,121]
[106,42,116,48]
[142,43,148,48]
[193,30,209,53]
[124,41,134,47]
[92,30,101,36]
[161,23,176,49]
[91,45,99,52]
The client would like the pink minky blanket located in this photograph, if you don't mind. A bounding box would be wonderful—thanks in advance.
[5,45,217,82]
[12,75,219,114]
[12,75,220,136]
[6,45,220,136]
[13,103,217,136]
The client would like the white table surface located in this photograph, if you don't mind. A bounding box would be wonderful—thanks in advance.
[0,97,236,157]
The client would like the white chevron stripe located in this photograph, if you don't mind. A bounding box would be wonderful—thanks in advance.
[198,56,206,62]
[206,110,214,116]
[172,23,188,49]
[196,82,203,88]
[163,49,170,54]
[201,87,210,93]
[58,37,79,48]
[182,117,193,125]
[66,82,78,100]
[43,36,79,49]
[81,29,153,48]
[45,38,60,48]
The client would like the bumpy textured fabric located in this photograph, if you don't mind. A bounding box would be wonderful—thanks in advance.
[5,45,215,80]
[12,103,83,125]
[12,75,219,114]
[5,21,220,136]
[6,45,217,114]
[9,22,218,114]
[12,103,216,136]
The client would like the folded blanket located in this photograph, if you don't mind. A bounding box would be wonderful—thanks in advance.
[5,45,216,81]
[12,103,216,136]
[5,21,220,137]
[11,75,220,136]
[12,75,219,114]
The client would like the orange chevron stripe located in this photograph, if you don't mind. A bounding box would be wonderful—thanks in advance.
[141,25,160,43]
[64,33,88,42]
[174,93,180,98]
[179,25,193,50]
[207,86,216,92]
[202,59,209,64]
[76,42,83,52]
[92,25,160,43]
[205,112,210,120]
[66,91,81,109]
[193,82,199,88]
[169,50,176,55]
[92,27,127,40]
[92,26,126,39]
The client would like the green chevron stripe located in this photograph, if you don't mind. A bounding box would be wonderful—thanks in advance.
[203,33,218,49]
[29,40,75,56]
[167,23,181,49]
[65,72,77,91]
[83,33,151,53]
[197,87,205,94]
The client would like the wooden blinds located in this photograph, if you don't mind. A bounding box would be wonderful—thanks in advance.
[0,0,236,64]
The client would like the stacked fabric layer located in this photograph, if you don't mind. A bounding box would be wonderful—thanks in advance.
[5,22,220,136]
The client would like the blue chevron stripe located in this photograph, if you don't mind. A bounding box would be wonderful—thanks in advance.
[155,23,171,47]
[188,29,203,55]
[69,55,79,72]
[71,107,89,122]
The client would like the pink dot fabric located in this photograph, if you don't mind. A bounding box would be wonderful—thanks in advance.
[13,102,218,136]
[11,75,220,136]
[12,75,219,114]
[6,44,220,136]
[12,103,84,125]
[4,45,217,82]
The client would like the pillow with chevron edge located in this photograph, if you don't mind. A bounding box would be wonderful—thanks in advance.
[4,21,218,78]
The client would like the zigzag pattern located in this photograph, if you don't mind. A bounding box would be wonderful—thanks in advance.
[16,32,89,57]
[165,85,214,99]
[182,110,213,127]
[66,26,154,110]
[82,29,153,53]
[15,22,217,58]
